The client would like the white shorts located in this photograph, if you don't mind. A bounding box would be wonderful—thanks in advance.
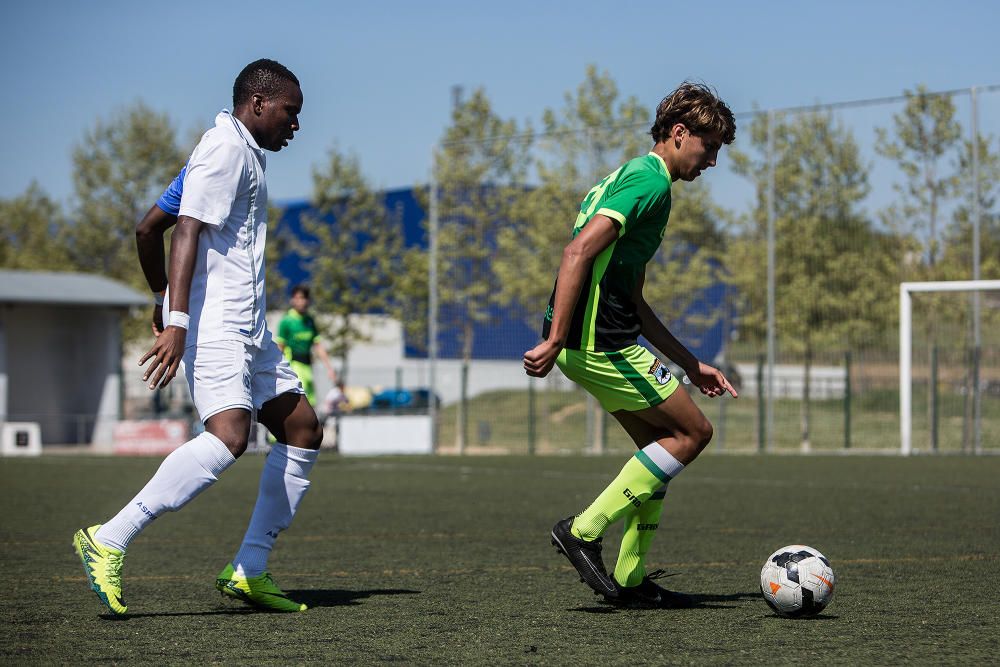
[182,339,304,422]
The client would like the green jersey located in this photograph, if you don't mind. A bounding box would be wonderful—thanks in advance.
[543,152,672,352]
[276,309,320,364]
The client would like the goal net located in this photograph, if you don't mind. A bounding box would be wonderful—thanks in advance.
[900,280,1000,455]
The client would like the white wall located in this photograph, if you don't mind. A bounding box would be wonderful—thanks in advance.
[2,304,123,444]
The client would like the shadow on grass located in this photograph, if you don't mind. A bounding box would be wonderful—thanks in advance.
[101,608,256,620]
[573,591,761,614]
[100,589,420,619]
[285,588,421,608]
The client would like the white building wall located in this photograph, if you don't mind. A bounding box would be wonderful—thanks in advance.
[2,304,124,444]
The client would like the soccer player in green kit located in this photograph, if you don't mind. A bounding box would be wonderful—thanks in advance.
[276,285,337,406]
[523,82,738,608]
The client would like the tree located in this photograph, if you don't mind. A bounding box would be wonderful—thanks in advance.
[432,88,530,452]
[875,85,962,275]
[0,183,71,269]
[296,147,404,382]
[69,102,185,340]
[731,111,890,448]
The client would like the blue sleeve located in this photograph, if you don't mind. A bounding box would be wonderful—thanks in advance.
[155,165,187,216]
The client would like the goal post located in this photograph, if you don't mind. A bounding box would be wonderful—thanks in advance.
[900,280,1000,455]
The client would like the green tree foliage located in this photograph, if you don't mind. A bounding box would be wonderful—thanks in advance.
[68,102,185,341]
[0,183,70,269]
[940,133,1000,282]
[875,86,963,274]
[297,147,404,381]
[731,111,889,447]
[69,102,185,283]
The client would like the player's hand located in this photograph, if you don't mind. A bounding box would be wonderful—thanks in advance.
[151,305,164,338]
[687,361,738,398]
[139,326,186,389]
[524,340,562,378]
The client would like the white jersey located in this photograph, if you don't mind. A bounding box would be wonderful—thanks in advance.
[167,111,270,348]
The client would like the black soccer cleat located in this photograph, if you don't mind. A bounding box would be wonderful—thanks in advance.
[612,569,694,609]
[550,516,618,599]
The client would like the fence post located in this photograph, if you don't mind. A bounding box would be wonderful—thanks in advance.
[970,86,982,455]
[756,354,765,453]
[844,350,852,450]
[527,376,536,455]
[428,169,439,452]
[765,110,777,453]
[930,345,939,452]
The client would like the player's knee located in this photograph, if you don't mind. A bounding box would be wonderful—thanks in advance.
[695,418,714,450]
[306,417,324,450]
[216,433,250,458]
[287,413,323,450]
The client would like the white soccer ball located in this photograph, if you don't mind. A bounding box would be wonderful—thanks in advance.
[759,545,835,617]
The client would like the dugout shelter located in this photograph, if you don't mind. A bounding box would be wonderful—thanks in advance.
[0,269,146,446]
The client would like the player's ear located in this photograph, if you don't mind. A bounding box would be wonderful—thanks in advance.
[671,123,687,146]
[252,93,266,116]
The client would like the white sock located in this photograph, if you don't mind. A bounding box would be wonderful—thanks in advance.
[233,444,318,577]
[96,432,236,552]
[642,442,686,479]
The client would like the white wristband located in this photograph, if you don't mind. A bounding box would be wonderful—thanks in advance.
[168,311,190,330]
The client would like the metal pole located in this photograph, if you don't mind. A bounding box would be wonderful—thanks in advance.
[527,377,536,455]
[766,111,777,452]
[844,350,852,450]
[900,284,912,456]
[970,87,982,455]
[930,345,939,452]
[757,354,765,453]
[428,165,439,452]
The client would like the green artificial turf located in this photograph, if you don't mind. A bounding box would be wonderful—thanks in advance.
[1,453,998,664]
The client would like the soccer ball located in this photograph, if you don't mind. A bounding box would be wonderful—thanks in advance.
[759,545,835,617]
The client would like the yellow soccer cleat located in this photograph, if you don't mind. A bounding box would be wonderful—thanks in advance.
[215,563,307,613]
[73,524,127,616]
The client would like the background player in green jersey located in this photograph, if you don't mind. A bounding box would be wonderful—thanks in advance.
[524,82,738,608]
[276,284,337,405]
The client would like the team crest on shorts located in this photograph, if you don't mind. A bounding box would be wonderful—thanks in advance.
[648,359,672,386]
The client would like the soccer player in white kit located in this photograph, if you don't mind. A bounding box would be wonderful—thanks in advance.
[73,59,321,614]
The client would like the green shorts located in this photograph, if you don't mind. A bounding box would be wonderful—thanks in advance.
[289,360,315,405]
[556,344,679,413]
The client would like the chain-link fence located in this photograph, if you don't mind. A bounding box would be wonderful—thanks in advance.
[414,85,1000,455]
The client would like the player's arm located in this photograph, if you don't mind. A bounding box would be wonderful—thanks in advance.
[633,271,737,398]
[135,205,177,336]
[312,340,337,380]
[523,215,620,377]
[140,215,203,389]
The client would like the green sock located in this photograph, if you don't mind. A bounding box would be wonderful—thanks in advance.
[570,449,672,541]
[614,485,667,587]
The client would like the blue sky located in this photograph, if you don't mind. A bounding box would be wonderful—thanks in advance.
[3,0,998,211]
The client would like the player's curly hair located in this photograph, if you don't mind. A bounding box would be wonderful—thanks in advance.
[650,82,736,145]
[233,59,300,108]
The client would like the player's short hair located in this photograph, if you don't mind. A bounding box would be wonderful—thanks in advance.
[650,82,736,145]
[233,59,300,108]
[291,284,310,299]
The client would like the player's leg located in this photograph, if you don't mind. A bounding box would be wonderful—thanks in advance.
[216,342,321,612]
[607,395,712,607]
[75,342,254,615]
[551,345,704,600]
